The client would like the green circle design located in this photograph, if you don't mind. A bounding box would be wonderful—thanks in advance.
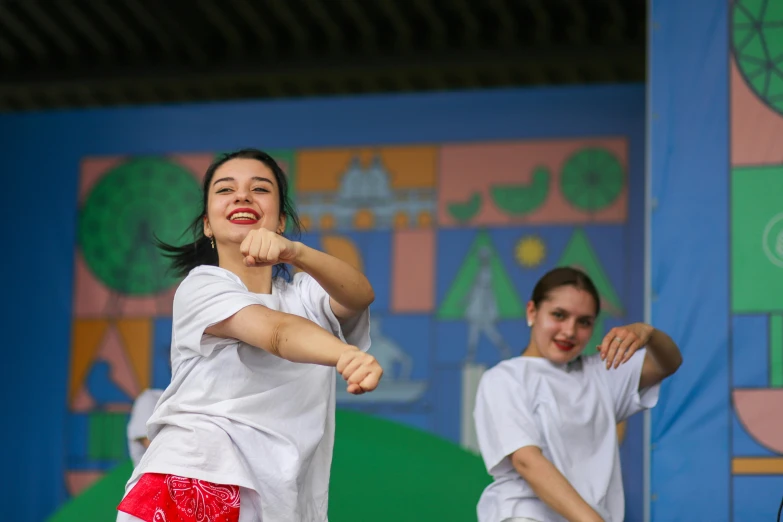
[732,0,783,114]
[560,147,624,211]
[79,157,202,295]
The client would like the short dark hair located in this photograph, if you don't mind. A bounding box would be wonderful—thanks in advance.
[530,266,601,316]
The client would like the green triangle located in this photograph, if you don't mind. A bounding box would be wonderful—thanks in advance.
[767,71,783,98]
[763,1,783,23]
[741,33,768,61]
[733,5,754,26]
[556,229,623,315]
[739,0,765,20]
[437,231,525,319]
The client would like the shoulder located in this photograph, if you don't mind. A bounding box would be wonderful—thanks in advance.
[479,358,533,393]
[280,271,326,300]
[175,266,247,300]
[289,271,321,291]
[184,265,245,287]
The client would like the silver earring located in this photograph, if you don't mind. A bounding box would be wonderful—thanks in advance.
[527,320,533,327]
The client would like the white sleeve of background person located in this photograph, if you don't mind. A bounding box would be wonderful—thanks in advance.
[126,388,164,466]
[173,266,266,358]
[292,271,371,352]
[474,366,543,475]
[601,348,660,421]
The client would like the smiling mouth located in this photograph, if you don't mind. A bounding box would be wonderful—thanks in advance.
[553,340,575,352]
[228,209,260,224]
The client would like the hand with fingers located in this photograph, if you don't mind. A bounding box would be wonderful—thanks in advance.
[599,323,654,370]
[240,228,300,267]
[336,349,384,395]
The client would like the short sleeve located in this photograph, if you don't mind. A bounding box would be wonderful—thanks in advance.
[473,367,542,475]
[173,267,263,358]
[127,388,164,466]
[291,272,371,352]
[591,349,660,422]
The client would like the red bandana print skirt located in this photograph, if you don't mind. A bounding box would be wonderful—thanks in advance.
[118,473,240,522]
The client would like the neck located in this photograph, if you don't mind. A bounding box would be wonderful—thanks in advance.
[521,342,542,358]
[217,247,274,294]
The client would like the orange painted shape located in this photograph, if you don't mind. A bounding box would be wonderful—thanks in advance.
[69,320,109,404]
[732,457,783,475]
[322,235,364,272]
[354,209,374,229]
[116,319,152,391]
[296,146,438,193]
[617,421,627,444]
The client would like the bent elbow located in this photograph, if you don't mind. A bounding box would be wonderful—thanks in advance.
[264,313,299,359]
[510,446,541,477]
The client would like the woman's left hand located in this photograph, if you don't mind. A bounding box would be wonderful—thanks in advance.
[599,323,654,370]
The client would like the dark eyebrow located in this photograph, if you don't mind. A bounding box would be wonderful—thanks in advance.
[212,176,234,186]
[552,307,595,320]
[212,176,273,186]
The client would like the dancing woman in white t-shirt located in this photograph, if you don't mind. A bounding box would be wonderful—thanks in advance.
[473,267,682,522]
[116,148,382,522]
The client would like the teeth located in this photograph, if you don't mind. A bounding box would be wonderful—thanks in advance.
[230,212,258,220]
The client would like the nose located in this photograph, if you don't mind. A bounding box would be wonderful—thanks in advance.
[562,319,577,339]
[234,186,251,202]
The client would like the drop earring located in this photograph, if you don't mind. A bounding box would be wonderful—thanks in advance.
[210,236,215,249]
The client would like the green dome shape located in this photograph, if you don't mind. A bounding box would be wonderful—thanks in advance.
[78,158,202,295]
[732,0,783,114]
[448,192,483,223]
[48,411,491,522]
[490,166,551,217]
[560,147,624,212]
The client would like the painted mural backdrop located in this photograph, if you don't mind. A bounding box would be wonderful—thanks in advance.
[729,0,783,517]
[63,138,637,513]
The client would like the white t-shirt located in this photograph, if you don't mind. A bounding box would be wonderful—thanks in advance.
[127,388,164,466]
[474,351,659,522]
[125,265,370,522]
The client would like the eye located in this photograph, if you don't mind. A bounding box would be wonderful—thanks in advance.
[216,187,232,193]
[253,187,270,193]
[552,311,565,319]
[579,318,594,327]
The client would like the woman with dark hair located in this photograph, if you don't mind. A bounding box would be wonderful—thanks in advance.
[474,266,682,522]
[117,148,381,522]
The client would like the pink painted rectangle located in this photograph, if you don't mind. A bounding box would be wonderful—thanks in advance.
[437,139,628,227]
[391,229,435,313]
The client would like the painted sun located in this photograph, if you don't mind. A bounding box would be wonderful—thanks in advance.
[515,235,546,267]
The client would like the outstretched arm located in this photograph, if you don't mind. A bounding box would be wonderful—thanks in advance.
[239,229,375,322]
[599,323,682,391]
[206,304,382,394]
[638,328,682,390]
[511,446,604,522]
[290,243,375,321]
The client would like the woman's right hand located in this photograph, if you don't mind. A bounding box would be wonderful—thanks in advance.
[336,348,383,394]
